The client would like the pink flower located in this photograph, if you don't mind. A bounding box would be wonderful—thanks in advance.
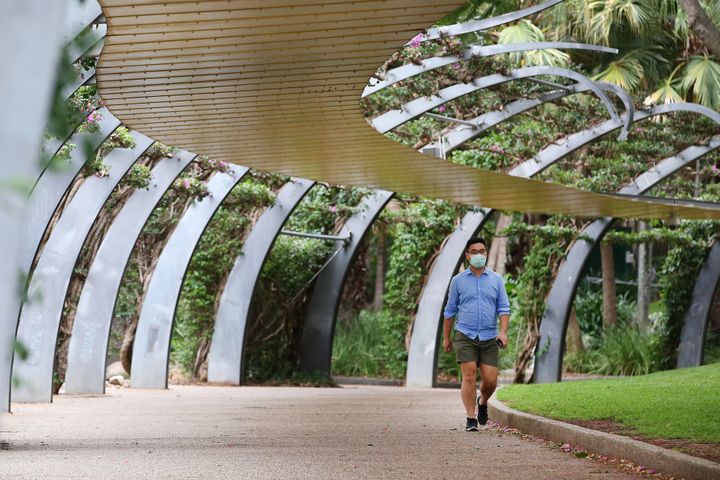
[329,205,338,213]
[452,63,461,70]
[182,179,190,188]
[712,164,719,175]
[409,33,425,48]
[438,105,447,113]
[87,113,95,123]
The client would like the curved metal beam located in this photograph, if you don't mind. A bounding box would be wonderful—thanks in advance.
[363,42,616,97]
[677,240,720,368]
[207,179,315,385]
[299,190,394,376]
[535,134,720,383]
[0,0,73,413]
[131,165,250,389]
[371,66,622,137]
[62,0,102,45]
[64,150,197,395]
[11,131,153,403]
[425,81,633,156]
[20,108,120,281]
[406,209,490,387]
[422,0,565,42]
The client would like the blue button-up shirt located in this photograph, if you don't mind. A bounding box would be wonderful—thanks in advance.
[443,267,511,341]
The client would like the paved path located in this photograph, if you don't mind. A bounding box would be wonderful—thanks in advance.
[1,385,642,479]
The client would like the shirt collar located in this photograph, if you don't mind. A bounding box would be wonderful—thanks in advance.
[464,267,490,276]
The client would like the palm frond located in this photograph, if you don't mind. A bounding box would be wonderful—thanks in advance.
[679,55,720,110]
[593,53,646,91]
[497,20,570,67]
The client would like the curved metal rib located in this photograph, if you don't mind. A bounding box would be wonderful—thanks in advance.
[64,150,197,395]
[20,108,120,281]
[207,179,315,385]
[371,66,622,137]
[422,0,565,42]
[425,81,633,156]
[12,131,153,403]
[677,240,720,368]
[363,42,616,97]
[299,190,394,376]
[406,103,718,388]
[131,165,250,389]
[0,0,79,413]
[406,209,490,387]
[535,134,720,383]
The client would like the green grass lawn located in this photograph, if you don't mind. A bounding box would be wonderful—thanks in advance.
[496,363,720,443]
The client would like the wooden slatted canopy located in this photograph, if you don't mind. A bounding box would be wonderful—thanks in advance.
[97,0,720,219]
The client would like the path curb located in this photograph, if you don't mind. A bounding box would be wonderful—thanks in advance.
[489,395,720,480]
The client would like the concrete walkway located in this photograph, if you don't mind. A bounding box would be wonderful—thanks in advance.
[1,385,643,479]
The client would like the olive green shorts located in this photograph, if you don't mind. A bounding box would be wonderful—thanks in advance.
[453,330,499,367]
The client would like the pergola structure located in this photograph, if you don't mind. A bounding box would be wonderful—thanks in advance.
[3,0,720,413]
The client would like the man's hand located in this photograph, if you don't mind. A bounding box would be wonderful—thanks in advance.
[443,336,452,353]
[496,332,509,348]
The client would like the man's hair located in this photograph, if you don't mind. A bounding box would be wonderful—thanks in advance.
[465,237,487,252]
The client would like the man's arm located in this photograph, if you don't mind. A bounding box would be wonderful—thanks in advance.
[497,314,509,347]
[443,278,459,352]
[443,317,454,352]
[496,275,511,347]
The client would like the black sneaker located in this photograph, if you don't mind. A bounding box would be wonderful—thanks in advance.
[477,396,488,425]
[465,417,479,432]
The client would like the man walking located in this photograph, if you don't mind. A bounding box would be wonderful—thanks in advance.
[443,237,510,431]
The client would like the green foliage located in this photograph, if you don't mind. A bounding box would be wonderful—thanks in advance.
[657,221,720,367]
[565,323,664,376]
[573,282,636,340]
[383,199,461,312]
[122,164,153,190]
[171,180,275,375]
[145,142,175,161]
[243,236,333,382]
[498,363,720,443]
[332,309,408,379]
[285,184,368,233]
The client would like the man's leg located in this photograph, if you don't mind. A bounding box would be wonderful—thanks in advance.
[476,363,498,425]
[478,362,498,405]
[459,361,478,417]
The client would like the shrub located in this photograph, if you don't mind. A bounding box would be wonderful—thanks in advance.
[332,309,407,379]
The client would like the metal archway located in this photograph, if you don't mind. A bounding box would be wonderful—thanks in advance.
[371,66,625,139]
[131,165,250,389]
[12,131,153,403]
[299,190,394,376]
[535,133,720,383]
[677,240,720,368]
[64,150,197,395]
[207,179,315,385]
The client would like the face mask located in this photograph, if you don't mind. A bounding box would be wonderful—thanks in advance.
[469,254,487,269]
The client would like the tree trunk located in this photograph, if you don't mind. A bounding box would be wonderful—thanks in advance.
[373,231,385,311]
[678,0,720,58]
[488,214,511,275]
[600,241,618,329]
[636,222,652,331]
[565,308,585,354]
[120,315,139,375]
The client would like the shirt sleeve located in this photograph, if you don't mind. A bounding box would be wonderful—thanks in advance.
[496,275,511,316]
[443,276,459,318]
